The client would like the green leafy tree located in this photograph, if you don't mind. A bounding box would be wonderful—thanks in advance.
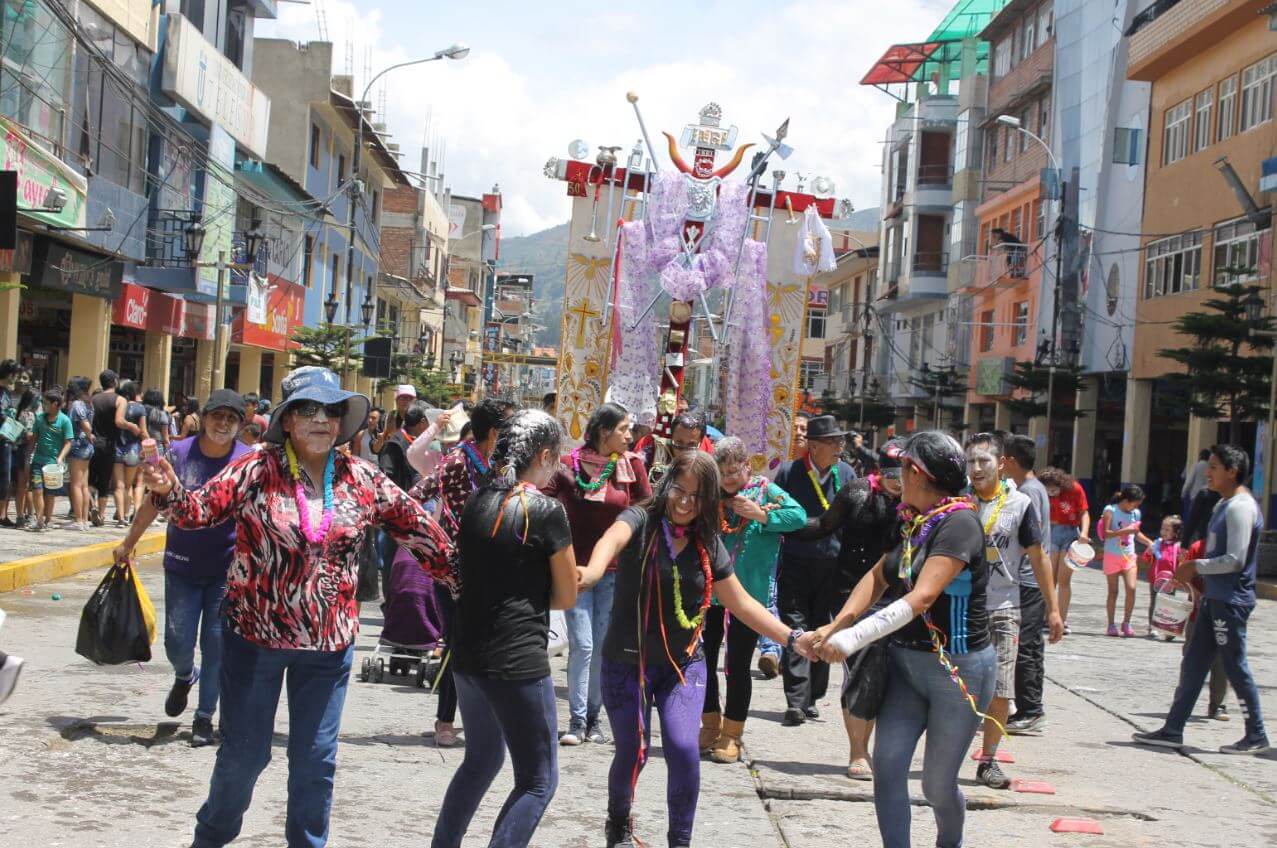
[1157,281,1273,422]
[288,324,370,375]
[375,354,454,407]
[1004,361,1085,420]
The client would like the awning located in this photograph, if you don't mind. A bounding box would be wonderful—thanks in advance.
[861,0,1009,90]
[445,287,482,308]
[861,42,948,86]
[110,282,215,340]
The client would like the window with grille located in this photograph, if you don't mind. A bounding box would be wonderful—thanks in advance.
[1021,18,1036,61]
[994,38,1011,77]
[1143,232,1202,299]
[979,309,995,352]
[309,124,321,168]
[1162,99,1191,165]
[807,308,827,340]
[1193,88,1213,152]
[1033,199,1045,240]
[1217,76,1237,141]
[1113,127,1142,165]
[1013,301,1029,346]
[1020,109,1031,151]
[1037,3,1052,47]
[1213,218,1270,286]
[302,235,314,288]
[1003,127,1013,163]
[1239,54,1275,133]
[1039,94,1051,143]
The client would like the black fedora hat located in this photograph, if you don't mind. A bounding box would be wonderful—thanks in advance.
[805,415,849,440]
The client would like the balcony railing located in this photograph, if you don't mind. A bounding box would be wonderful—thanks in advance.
[912,251,950,274]
[916,164,953,187]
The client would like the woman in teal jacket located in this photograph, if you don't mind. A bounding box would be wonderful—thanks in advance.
[700,437,807,763]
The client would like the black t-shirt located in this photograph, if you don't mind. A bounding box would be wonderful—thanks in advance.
[881,508,989,654]
[451,485,572,680]
[602,506,735,667]
[91,390,118,442]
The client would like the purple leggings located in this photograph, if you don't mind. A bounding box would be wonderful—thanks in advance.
[602,657,706,847]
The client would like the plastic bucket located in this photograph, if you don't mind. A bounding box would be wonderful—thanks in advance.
[1151,588,1193,637]
[1065,541,1095,570]
[41,463,64,490]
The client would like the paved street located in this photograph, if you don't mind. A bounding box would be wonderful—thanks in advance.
[1,557,1275,847]
[2,495,144,561]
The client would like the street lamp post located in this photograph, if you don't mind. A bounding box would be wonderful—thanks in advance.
[998,113,1065,461]
[343,44,468,391]
[185,219,264,392]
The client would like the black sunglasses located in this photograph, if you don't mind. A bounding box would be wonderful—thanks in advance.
[291,400,346,419]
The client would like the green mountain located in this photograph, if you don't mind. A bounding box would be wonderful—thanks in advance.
[497,222,570,348]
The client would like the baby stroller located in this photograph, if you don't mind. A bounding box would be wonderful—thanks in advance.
[360,546,448,688]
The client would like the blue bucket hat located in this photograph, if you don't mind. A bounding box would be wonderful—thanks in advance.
[264,366,370,447]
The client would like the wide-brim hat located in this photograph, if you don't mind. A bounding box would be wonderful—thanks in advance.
[264,366,370,447]
[805,414,850,441]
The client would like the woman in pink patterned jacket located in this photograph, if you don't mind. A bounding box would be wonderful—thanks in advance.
[144,367,451,848]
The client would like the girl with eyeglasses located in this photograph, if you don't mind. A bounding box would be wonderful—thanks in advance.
[579,450,809,848]
[792,437,905,780]
[142,367,452,848]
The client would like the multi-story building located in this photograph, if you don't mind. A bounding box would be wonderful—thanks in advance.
[376,162,449,405]
[443,191,501,396]
[964,0,1056,447]
[810,225,880,419]
[1052,0,1152,499]
[861,0,1010,431]
[250,37,409,394]
[0,1,279,402]
[1123,0,1275,504]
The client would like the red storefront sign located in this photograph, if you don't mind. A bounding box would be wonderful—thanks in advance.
[231,275,304,351]
[111,282,214,340]
[112,282,151,329]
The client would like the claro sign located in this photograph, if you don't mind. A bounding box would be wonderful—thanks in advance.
[161,14,270,158]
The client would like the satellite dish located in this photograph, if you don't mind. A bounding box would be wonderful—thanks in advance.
[812,176,835,198]
[568,139,590,160]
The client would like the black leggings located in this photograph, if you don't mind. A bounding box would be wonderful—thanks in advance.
[702,606,760,722]
[435,583,458,723]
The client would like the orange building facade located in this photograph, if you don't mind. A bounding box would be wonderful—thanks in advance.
[967,178,1047,425]
[1122,0,1276,487]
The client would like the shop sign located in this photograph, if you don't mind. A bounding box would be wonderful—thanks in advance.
[181,301,214,341]
[39,242,123,300]
[85,0,159,51]
[0,117,88,230]
[807,288,829,308]
[197,125,236,297]
[447,204,468,239]
[161,13,270,157]
[0,229,33,275]
[233,275,304,351]
[112,282,152,330]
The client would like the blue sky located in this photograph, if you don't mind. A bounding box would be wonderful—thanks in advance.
[260,0,952,235]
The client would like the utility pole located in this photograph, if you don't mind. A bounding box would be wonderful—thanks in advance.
[211,250,227,390]
[1045,180,1067,463]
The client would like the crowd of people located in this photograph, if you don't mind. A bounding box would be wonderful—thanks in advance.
[0,360,1272,848]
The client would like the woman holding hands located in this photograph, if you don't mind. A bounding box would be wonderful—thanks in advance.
[579,450,811,848]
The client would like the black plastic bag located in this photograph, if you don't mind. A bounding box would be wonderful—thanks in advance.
[355,531,382,603]
[75,562,155,665]
[841,639,888,720]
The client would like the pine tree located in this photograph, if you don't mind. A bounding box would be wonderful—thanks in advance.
[288,324,369,375]
[1157,282,1273,422]
[1004,361,1085,420]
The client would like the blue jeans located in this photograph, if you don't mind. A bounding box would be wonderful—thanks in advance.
[874,644,996,848]
[1165,598,1267,741]
[566,570,615,726]
[757,573,782,658]
[164,570,227,719]
[431,672,558,847]
[192,630,354,848]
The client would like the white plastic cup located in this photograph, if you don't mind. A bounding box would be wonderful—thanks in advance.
[1065,540,1095,570]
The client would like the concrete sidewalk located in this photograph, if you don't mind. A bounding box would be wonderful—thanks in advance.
[0,494,164,591]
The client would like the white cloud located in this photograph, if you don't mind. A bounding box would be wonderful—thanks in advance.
[259,0,951,236]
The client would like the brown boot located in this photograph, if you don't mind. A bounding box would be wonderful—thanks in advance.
[699,711,722,753]
[710,718,745,763]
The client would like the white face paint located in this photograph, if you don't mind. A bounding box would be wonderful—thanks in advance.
[285,408,339,459]
[965,442,1001,493]
[203,409,241,446]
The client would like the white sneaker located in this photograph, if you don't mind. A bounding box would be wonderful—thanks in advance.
[0,654,24,705]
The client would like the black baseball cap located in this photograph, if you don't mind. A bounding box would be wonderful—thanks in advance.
[203,389,247,419]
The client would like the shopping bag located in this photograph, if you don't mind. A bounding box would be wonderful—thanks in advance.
[841,639,888,720]
[75,561,157,665]
[547,610,568,657]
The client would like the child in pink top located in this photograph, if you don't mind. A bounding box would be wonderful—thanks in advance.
[1143,515,1182,638]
